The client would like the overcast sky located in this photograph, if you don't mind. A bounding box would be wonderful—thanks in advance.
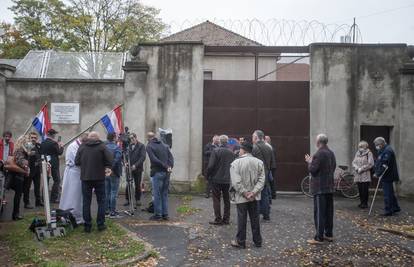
[1,0,414,44]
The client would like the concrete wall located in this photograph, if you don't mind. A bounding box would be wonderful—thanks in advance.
[310,43,414,196]
[3,79,124,140]
[399,64,414,196]
[0,42,204,191]
[204,55,277,81]
[130,43,204,189]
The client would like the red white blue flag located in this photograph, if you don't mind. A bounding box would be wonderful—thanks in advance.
[101,105,123,135]
[32,104,51,140]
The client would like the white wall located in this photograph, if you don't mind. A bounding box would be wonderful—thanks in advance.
[203,55,277,81]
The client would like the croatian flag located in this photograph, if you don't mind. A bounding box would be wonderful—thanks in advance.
[101,105,123,134]
[32,104,51,140]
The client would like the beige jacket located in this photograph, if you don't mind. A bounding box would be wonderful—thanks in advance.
[230,153,265,204]
[352,149,374,183]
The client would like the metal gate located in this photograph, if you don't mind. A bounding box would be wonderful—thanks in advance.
[203,80,310,191]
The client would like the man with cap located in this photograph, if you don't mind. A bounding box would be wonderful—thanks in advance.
[230,141,265,249]
[40,128,64,203]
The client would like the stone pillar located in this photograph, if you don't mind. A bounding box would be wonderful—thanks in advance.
[122,61,150,141]
[0,64,16,134]
[398,62,414,197]
[309,44,355,165]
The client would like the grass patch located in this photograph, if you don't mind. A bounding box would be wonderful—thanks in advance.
[176,205,200,215]
[0,216,145,266]
[181,195,193,202]
[176,195,201,215]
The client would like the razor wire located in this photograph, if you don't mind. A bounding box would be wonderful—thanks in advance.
[164,19,363,46]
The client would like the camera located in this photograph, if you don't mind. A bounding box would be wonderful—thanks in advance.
[119,127,132,149]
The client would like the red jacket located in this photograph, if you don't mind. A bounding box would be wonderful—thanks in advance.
[0,139,14,162]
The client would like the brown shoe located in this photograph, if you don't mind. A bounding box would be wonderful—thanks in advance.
[307,239,323,245]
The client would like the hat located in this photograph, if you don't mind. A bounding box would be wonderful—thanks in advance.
[47,129,58,135]
[240,141,253,153]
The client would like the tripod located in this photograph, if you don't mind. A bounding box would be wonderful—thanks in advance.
[123,144,135,216]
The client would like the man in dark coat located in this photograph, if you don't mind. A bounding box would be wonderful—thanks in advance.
[40,128,64,203]
[24,132,43,208]
[75,132,113,232]
[203,135,220,198]
[305,133,336,245]
[206,135,235,225]
[374,137,401,216]
[125,133,146,207]
[252,130,275,221]
[146,132,174,221]
[265,136,277,200]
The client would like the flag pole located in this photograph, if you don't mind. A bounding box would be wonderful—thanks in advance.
[23,102,48,136]
[62,103,124,147]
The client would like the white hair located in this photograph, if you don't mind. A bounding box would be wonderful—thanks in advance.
[219,135,229,144]
[316,133,328,145]
[374,137,386,145]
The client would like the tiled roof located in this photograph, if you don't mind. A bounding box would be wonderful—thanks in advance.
[161,21,262,46]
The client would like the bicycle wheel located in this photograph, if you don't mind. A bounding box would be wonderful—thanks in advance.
[340,173,359,198]
[301,176,312,197]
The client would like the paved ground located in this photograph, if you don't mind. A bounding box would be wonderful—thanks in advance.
[1,190,414,266]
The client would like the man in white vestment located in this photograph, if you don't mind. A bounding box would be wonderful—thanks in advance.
[59,134,87,224]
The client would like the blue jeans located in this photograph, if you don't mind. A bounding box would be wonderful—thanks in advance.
[82,180,106,228]
[151,172,169,217]
[259,184,270,219]
[105,176,120,213]
[382,181,400,214]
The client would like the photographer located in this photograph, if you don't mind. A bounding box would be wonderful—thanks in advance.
[9,135,31,220]
[124,133,146,208]
[24,132,43,208]
[40,129,64,203]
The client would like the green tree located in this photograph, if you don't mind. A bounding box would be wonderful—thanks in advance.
[10,0,166,52]
[0,22,32,58]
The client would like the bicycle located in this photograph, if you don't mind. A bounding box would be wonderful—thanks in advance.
[301,165,359,198]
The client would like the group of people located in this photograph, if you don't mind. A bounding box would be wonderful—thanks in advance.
[0,126,402,246]
[203,130,401,247]
[305,134,401,245]
[0,129,174,233]
[0,129,63,220]
[203,130,276,248]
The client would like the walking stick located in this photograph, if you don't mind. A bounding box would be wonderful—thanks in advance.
[368,166,388,216]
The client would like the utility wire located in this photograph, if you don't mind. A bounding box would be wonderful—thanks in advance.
[331,3,414,24]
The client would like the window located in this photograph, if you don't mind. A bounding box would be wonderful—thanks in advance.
[203,71,213,80]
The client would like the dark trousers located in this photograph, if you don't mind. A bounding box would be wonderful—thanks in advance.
[212,182,230,223]
[236,201,262,246]
[313,193,334,241]
[126,170,142,202]
[205,179,212,195]
[24,170,41,205]
[259,184,270,219]
[12,176,24,218]
[269,171,276,199]
[82,180,106,228]
[357,182,370,206]
[49,166,61,202]
[382,181,400,214]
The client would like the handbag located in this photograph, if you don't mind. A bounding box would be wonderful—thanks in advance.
[4,156,28,175]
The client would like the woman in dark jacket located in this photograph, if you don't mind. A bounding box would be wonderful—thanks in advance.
[10,135,31,220]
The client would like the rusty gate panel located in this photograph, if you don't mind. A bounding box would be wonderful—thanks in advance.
[203,80,310,191]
